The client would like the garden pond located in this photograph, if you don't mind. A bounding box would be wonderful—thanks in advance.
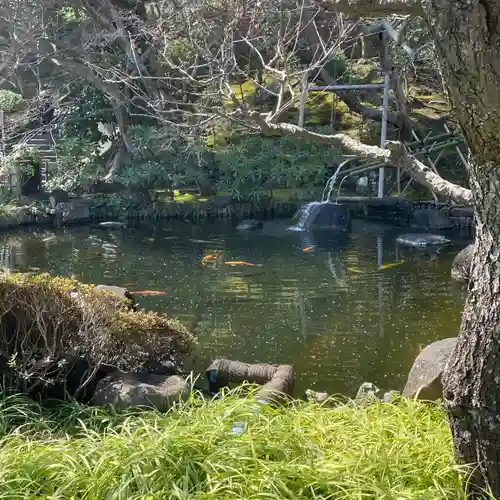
[0,218,469,396]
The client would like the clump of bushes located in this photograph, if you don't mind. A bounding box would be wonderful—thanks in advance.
[0,89,22,113]
[0,272,194,398]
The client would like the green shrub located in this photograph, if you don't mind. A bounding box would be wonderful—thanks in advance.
[0,90,22,113]
[48,136,105,192]
[116,125,211,190]
[214,130,337,201]
[0,273,194,394]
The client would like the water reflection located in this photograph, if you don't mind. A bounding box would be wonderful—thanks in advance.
[0,220,468,396]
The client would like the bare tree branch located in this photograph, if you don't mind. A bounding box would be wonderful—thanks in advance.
[323,0,422,17]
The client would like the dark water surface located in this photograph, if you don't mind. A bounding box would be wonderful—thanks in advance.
[0,219,469,397]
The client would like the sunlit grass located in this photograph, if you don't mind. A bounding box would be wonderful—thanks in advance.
[0,392,476,499]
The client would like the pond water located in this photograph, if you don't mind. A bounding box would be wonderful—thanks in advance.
[0,218,469,397]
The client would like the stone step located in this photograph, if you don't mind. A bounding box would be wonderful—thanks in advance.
[28,144,53,150]
[26,138,54,145]
[36,148,54,154]
[28,141,52,145]
[27,144,54,150]
[27,136,52,141]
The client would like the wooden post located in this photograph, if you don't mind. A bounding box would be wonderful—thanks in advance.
[377,72,390,199]
[298,72,307,128]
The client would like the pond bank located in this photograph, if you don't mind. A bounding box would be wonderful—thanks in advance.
[0,192,475,233]
[0,394,470,499]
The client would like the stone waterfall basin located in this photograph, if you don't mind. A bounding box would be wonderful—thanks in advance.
[292,202,352,231]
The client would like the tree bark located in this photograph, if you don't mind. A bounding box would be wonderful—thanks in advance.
[443,165,500,498]
[406,0,500,496]
[301,4,500,493]
[355,0,500,496]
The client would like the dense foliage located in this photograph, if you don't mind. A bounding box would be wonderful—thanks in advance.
[47,123,339,200]
[0,0,455,203]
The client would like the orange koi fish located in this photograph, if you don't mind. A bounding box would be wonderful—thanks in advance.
[133,290,168,296]
[303,246,314,252]
[202,254,218,264]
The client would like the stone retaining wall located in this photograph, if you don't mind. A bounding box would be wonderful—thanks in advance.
[337,197,475,229]
[0,195,475,232]
[90,198,301,221]
[0,197,303,232]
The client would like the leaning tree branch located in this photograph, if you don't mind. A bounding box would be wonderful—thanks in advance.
[245,110,392,161]
[398,151,473,204]
[242,110,472,204]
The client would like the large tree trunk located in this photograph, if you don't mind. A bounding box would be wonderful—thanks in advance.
[320,0,500,496]
[422,0,500,497]
[444,178,500,498]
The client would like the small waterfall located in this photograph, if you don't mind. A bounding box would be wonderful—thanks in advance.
[288,161,353,232]
[288,201,325,231]
[321,162,345,203]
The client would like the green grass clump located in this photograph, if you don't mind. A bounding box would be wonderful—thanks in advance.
[0,393,472,499]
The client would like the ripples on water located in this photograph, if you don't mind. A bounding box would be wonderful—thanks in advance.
[0,219,469,396]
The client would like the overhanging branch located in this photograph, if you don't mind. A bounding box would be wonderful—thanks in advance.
[244,111,472,204]
[400,153,473,204]
[247,111,391,162]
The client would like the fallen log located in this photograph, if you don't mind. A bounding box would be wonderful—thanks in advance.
[206,358,295,403]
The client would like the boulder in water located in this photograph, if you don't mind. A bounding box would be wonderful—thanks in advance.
[236,219,263,230]
[411,208,453,229]
[298,202,351,231]
[403,337,457,400]
[396,233,451,248]
[451,243,473,282]
[98,221,127,229]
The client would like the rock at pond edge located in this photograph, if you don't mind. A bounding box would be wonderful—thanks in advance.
[92,372,190,411]
[411,208,453,229]
[451,243,473,282]
[98,221,127,229]
[300,202,352,231]
[403,337,458,401]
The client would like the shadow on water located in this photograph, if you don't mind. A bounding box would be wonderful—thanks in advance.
[0,219,468,397]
